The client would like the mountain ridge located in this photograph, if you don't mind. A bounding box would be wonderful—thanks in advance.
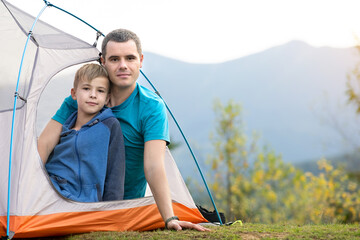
[37,41,360,178]
[138,40,359,164]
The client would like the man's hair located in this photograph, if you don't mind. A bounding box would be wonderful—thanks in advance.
[74,63,109,89]
[101,29,142,58]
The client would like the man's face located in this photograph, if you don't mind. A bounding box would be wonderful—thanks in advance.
[101,40,143,91]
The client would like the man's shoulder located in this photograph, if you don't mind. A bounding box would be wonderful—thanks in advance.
[138,84,165,107]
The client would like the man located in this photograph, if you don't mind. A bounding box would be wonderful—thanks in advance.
[38,29,209,231]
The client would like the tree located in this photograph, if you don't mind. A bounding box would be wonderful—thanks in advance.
[344,40,360,179]
[208,99,256,221]
[346,44,360,113]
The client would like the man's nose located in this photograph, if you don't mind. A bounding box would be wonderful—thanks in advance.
[118,59,127,69]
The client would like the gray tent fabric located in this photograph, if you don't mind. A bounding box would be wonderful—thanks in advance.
[0,1,99,111]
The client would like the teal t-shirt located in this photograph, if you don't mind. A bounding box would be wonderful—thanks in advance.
[52,83,170,199]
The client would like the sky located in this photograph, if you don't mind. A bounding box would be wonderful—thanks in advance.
[7,0,360,63]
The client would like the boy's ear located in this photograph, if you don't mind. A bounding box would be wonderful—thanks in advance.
[100,56,105,65]
[70,88,77,100]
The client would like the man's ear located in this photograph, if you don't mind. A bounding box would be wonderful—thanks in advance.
[70,88,77,100]
[140,54,144,68]
[105,93,110,105]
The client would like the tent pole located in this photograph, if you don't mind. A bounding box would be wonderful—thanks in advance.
[45,1,103,37]
[140,70,224,225]
[6,4,49,238]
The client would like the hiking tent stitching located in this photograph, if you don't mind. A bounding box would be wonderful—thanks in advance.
[0,0,218,238]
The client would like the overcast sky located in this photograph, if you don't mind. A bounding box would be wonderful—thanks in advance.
[7,0,360,63]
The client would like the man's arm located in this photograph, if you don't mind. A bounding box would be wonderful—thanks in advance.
[38,96,77,164]
[37,119,62,164]
[144,140,209,231]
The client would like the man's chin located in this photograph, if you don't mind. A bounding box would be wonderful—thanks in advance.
[113,82,136,90]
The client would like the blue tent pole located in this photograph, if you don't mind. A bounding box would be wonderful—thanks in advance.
[6,3,49,238]
[140,70,223,225]
[44,1,103,36]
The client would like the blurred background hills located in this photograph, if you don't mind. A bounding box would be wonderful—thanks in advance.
[38,40,360,176]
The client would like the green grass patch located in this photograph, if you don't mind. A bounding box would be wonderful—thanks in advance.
[38,223,360,240]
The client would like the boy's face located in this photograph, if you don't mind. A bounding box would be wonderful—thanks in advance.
[71,76,109,117]
[101,40,143,91]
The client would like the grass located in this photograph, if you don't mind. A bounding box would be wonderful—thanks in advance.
[37,222,360,240]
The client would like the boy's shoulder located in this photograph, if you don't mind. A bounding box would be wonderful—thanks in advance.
[99,109,119,126]
[99,109,120,130]
[102,115,119,126]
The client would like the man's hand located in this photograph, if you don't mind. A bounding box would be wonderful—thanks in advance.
[166,219,211,231]
[37,119,62,164]
[143,141,211,232]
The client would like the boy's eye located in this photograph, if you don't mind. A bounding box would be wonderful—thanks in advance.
[83,87,90,91]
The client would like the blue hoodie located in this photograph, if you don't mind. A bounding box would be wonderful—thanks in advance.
[45,108,125,202]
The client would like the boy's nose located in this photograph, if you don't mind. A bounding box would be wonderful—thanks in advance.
[90,90,97,98]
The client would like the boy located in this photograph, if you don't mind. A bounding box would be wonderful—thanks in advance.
[39,63,125,202]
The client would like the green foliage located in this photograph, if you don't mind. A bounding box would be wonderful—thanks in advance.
[208,99,257,221]
[208,99,360,224]
[346,44,360,114]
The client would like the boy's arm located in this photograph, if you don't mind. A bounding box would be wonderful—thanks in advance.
[37,119,62,164]
[103,118,126,201]
[143,140,209,231]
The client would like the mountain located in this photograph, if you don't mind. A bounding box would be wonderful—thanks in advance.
[37,41,360,179]
[138,41,359,164]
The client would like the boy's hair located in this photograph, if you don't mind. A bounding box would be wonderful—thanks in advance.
[74,63,109,89]
[101,29,142,58]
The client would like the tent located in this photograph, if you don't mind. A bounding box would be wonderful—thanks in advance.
[0,0,217,238]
